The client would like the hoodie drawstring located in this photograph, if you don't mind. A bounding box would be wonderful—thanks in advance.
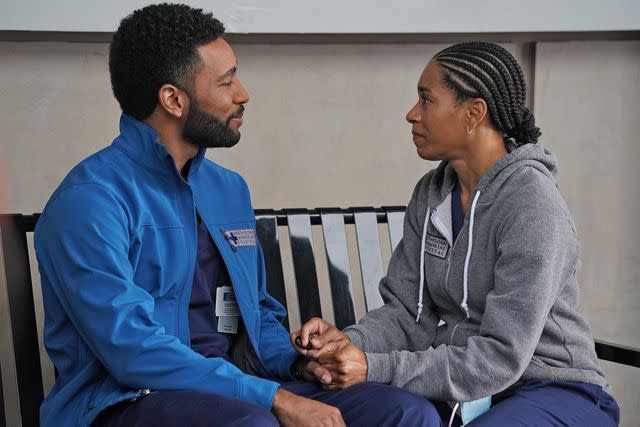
[416,206,430,322]
[461,190,481,318]
[448,402,460,427]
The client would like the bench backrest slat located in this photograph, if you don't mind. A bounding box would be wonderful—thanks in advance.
[284,211,322,324]
[0,215,43,427]
[353,209,385,311]
[385,208,405,252]
[255,214,289,330]
[0,366,4,427]
[319,211,356,330]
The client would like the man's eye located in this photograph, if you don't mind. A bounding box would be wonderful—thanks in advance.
[222,81,233,87]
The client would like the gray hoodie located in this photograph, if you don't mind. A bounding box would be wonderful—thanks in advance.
[344,143,607,403]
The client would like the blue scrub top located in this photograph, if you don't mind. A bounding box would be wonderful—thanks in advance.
[188,215,234,360]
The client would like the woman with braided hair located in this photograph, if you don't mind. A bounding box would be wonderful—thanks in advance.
[292,42,620,426]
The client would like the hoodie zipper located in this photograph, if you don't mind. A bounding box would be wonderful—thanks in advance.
[445,233,468,345]
[430,208,466,318]
[443,238,459,299]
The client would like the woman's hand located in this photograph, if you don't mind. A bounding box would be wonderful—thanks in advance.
[317,343,368,390]
[291,317,351,358]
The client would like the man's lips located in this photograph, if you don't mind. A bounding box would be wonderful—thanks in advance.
[230,113,243,126]
[228,105,245,126]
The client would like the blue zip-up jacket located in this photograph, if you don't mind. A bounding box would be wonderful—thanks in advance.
[34,114,299,427]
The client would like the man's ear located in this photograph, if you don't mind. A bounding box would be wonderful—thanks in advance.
[465,98,488,132]
[157,84,189,119]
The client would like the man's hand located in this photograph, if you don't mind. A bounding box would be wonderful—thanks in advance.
[317,343,368,390]
[291,317,351,359]
[292,356,332,384]
[272,388,345,427]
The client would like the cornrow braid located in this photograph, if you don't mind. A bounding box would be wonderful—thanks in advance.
[438,54,514,131]
[434,42,541,145]
[444,42,528,109]
[475,44,528,120]
[439,56,513,132]
[453,49,521,119]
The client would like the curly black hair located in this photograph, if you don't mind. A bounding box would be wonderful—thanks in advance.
[434,42,541,146]
[109,3,225,121]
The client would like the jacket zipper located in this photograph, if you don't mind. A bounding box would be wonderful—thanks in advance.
[216,225,270,376]
[175,175,197,345]
[128,388,151,402]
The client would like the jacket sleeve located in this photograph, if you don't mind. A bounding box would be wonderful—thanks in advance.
[35,183,280,409]
[255,243,299,380]
[344,175,440,353]
[363,175,578,402]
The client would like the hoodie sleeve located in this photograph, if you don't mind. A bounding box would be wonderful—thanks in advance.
[361,170,579,402]
[35,183,280,409]
[344,174,440,353]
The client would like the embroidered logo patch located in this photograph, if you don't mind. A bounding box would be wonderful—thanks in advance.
[223,229,256,248]
[425,233,449,259]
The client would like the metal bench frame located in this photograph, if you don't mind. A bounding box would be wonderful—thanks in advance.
[2,210,639,427]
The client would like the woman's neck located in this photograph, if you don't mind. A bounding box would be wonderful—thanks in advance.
[450,132,507,215]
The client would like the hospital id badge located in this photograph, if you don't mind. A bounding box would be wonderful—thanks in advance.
[215,286,240,316]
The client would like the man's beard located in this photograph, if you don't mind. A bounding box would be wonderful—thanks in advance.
[182,99,243,149]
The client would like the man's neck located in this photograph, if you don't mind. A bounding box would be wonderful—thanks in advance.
[144,114,198,174]
[164,138,198,174]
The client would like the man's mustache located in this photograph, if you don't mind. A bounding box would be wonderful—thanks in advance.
[227,105,245,124]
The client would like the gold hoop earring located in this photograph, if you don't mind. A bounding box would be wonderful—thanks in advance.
[466,127,473,134]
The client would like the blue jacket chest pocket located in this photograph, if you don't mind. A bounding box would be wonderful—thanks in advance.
[130,226,188,298]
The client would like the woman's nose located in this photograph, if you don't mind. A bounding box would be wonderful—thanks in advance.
[406,103,420,123]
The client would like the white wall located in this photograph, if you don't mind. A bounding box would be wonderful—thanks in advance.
[2,0,639,32]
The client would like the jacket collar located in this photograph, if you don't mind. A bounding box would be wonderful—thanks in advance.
[112,113,206,178]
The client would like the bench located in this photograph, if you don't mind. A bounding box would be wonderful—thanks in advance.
[1,209,639,427]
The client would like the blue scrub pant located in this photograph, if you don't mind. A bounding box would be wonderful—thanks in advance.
[438,380,620,427]
[93,379,618,427]
[92,380,441,427]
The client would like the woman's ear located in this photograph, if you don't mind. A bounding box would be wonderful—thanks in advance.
[157,84,189,119]
[465,98,488,133]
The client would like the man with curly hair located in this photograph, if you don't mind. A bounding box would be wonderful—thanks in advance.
[34,3,441,427]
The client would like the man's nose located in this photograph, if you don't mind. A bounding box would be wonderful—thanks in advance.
[235,80,249,104]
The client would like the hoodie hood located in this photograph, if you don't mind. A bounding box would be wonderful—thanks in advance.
[431,142,560,208]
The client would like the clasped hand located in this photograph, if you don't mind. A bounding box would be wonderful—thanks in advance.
[290,317,368,390]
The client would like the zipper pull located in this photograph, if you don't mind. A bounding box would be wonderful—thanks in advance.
[129,388,151,402]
